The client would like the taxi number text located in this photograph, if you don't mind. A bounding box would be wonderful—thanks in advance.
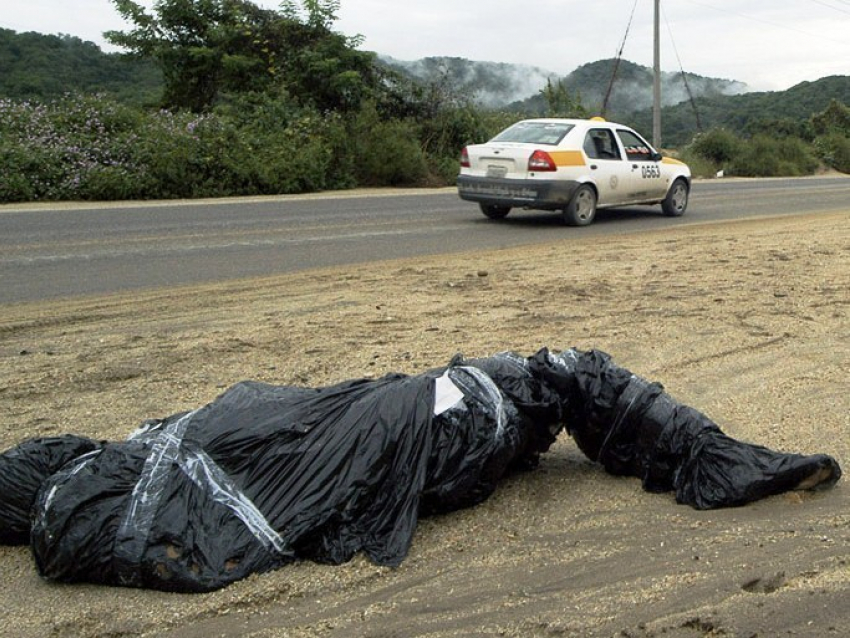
[641,165,662,179]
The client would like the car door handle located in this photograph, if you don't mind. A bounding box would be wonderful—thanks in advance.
[590,164,598,170]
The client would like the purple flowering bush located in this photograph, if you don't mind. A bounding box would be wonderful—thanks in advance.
[0,95,145,202]
[0,93,359,203]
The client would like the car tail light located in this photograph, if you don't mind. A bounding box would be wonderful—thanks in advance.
[528,150,557,172]
[460,147,470,168]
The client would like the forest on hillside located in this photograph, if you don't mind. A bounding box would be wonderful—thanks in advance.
[0,28,162,105]
[1,0,848,203]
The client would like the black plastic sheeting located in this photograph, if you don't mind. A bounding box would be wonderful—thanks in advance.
[0,348,841,592]
[0,435,101,545]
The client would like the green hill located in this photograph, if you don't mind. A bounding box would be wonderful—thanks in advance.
[498,58,849,147]
[509,58,748,117]
[0,28,162,105]
[629,75,850,147]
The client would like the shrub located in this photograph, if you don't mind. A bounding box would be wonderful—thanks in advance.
[130,110,218,198]
[730,135,819,177]
[811,99,850,137]
[813,132,850,174]
[418,104,486,158]
[258,112,337,193]
[688,128,741,166]
[244,109,352,193]
[214,92,362,193]
[0,147,37,201]
[425,155,461,186]
[350,105,428,186]
[0,92,359,202]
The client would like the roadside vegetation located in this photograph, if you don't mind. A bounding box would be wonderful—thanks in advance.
[0,0,847,203]
[679,98,850,178]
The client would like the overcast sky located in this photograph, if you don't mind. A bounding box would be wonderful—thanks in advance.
[2,0,848,91]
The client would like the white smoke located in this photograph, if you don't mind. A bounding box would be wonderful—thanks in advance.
[382,55,750,111]
[381,55,560,107]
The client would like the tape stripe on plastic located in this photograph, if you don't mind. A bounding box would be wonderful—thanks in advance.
[177,443,288,556]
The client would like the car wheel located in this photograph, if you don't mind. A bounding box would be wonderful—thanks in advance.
[662,178,689,216]
[479,204,511,219]
[563,184,597,226]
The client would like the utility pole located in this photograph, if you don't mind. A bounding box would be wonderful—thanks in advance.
[653,0,662,147]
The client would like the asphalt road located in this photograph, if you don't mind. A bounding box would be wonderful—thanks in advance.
[1,177,847,304]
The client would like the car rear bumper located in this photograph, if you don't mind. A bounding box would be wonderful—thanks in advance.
[457,175,580,210]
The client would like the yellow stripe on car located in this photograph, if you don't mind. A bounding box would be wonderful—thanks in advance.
[549,150,586,167]
[662,157,686,166]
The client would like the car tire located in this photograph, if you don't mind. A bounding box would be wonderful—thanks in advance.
[662,178,689,217]
[479,204,511,219]
[563,185,597,226]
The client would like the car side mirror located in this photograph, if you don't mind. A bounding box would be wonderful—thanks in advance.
[651,152,663,162]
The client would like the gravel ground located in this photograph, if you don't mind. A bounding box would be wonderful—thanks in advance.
[0,211,847,638]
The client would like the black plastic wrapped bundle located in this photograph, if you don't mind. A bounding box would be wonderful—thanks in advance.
[536,348,842,509]
[30,375,440,591]
[0,348,842,592]
[24,355,565,592]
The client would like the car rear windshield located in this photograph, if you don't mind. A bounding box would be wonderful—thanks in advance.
[490,122,574,145]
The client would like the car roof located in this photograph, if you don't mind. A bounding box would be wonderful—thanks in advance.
[517,117,629,129]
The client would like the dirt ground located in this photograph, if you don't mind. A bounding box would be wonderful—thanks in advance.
[0,210,847,638]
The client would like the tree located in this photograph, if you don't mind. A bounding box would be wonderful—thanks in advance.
[279,0,342,31]
[688,128,740,165]
[811,99,850,136]
[106,0,284,111]
[811,99,850,173]
[105,0,378,112]
[539,79,587,118]
[269,14,377,113]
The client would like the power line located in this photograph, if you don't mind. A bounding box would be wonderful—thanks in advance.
[661,4,703,132]
[601,0,640,116]
[680,0,850,46]
[613,0,640,61]
[812,0,850,16]
[809,0,850,16]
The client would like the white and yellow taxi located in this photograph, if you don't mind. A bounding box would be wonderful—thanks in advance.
[457,117,690,226]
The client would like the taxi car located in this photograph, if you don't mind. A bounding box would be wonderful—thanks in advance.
[457,117,690,226]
